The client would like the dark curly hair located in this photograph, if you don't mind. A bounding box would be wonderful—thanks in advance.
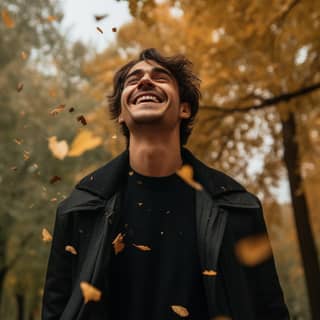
[108,48,201,146]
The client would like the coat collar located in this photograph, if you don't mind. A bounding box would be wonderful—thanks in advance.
[75,148,246,200]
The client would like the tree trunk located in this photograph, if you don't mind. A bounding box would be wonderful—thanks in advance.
[282,111,320,320]
[15,293,24,320]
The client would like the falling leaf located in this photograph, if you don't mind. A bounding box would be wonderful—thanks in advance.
[112,233,125,255]
[48,136,69,160]
[133,244,151,251]
[68,129,102,157]
[96,26,104,34]
[23,150,30,160]
[50,197,58,202]
[94,14,108,21]
[202,270,217,276]
[77,115,87,126]
[20,51,27,60]
[80,282,102,304]
[47,15,58,22]
[14,138,23,145]
[1,9,15,28]
[171,305,189,317]
[65,245,78,255]
[112,27,117,32]
[42,228,53,242]
[49,175,61,184]
[16,82,24,92]
[235,234,272,266]
[49,104,65,115]
[69,107,75,112]
[176,164,203,190]
[10,166,17,171]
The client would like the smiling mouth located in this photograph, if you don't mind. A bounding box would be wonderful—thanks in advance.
[133,94,164,105]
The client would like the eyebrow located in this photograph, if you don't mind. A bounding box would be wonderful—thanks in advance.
[125,67,173,81]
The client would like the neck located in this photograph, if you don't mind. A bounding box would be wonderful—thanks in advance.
[128,128,183,177]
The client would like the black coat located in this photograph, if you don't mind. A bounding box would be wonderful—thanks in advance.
[42,148,290,320]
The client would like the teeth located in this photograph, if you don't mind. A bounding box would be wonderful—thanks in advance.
[136,95,160,104]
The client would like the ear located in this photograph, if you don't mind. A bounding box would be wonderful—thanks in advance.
[180,102,191,119]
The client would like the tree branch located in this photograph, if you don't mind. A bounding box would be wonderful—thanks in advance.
[200,82,320,113]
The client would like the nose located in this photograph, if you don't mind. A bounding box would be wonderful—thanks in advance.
[137,73,155,89]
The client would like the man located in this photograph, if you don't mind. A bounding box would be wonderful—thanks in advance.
[42,48,289,320]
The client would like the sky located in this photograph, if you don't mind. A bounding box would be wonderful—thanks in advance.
[59,0,132,51]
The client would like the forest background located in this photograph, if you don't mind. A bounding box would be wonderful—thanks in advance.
[0,0,320,319]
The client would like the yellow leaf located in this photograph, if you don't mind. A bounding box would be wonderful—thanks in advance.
[235,234,272,266]
[42,228,52,242]
[112,233,125,255]
[80,282,102,304]
[171,305,189,317]
[176,164,203,190]
[202,269,217,276]
[1,9,15,28]
[68,129,102,157]
[133,244,151,251]
[65,245,78,255]
[48,136,69,160]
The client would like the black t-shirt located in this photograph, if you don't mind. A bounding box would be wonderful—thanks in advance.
[109,169,209,320]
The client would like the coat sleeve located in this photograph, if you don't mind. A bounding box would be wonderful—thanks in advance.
[41,204,73,320]
[245,199,290,320]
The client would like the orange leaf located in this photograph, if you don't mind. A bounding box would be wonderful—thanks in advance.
[80,282,102,304]
[171,305,189,317]
[112,233,125,255]
[132,244,151,251]
[20,51,27,60]
[47,15,58,22]
[176,164,203,190]
[202,269,217,276]
[42,228,53,242]
[65,245,78,255]
[235,234,272,266]
[48,136,69,160]
[1,9,15,28]
[49,104,65,115]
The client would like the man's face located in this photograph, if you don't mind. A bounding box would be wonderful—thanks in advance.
[118,60,190,131]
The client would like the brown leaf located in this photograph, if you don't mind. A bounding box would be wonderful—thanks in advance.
[42,228,53,242]
[1,9,15,28]
[112,27,117,32]
[96,26,104,34]
[14,138,23,145]
[49,104,65,116]
[176,164,203,190]
[132,244,151,251]
[48,136,69,160]
[20,51,28,60]
[202,269,217,276]
[94,14,108,21]
[49,175,61,184]
[171,305,189,317]
[23,150,30,160]
[16,82,24,92]
[80,282,102,304]
[65,245,78,255]
[112,233,125,255]
[235,234,272,266]
[77,115,87,126]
